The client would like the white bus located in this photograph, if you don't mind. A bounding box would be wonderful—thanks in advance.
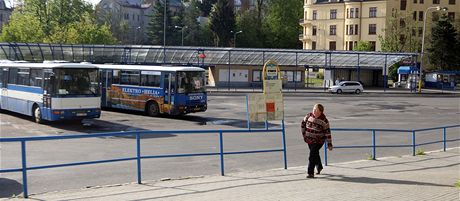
[0,62,101,123]
[97,64,207,116]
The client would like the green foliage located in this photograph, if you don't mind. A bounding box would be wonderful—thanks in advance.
[236,10,264,48]
[379,12,420,52]
[428,14,460,71]
[316,72,324,79]
[354,41,374,51]
[0,0,116,44]
[183,0,213,46]
[198,0,218,17]
[388,64,399,81]
[262,0,302,48]
[147,0,173,45]
[366,153,376,160]
[415,148,425,156]
[455,180,460,188]
[209,0,235,47]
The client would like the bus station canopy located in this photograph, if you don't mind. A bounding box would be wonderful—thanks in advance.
[0,43,418,69]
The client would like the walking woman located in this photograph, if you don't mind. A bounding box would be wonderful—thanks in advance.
[301,103,333,178]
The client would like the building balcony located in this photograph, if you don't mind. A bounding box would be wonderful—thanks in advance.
[299,19,311,25]
[299,34,313,41]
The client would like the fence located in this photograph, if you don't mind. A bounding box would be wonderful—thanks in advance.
[0,125,287,198]
[325,125,460,165]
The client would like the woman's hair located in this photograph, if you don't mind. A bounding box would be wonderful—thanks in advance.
[314,103,324,113]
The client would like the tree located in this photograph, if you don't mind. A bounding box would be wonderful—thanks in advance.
[209,0,235,47]
[147,0,173,45]
[235,0,266,48]
[379,12,420,52]
[428,14,460,71]
[354,41,374,51]
[182,0,213,46]
[262,0,302,48]
[198,0,217,17]
[0,0,117,44]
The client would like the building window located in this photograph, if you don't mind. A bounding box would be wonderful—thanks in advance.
[346,8,349,18]
[449,0,455,4]
[400,0,407,10]
[350,8,354,18]
[313,10,317,20]
[412,28,416,36]
[413,0,417,3]
[418,27,423,36]
[312,26,317,36]
[433,0,439,4]
[413,11,417,21]
[330,25,336,35]
[355,25,359,35]
[369,41,376,51]
[349,25,354,35]
[420,0,424,3]
[448,12,455,21]
[329,41,336,50]
[355,8,359,18]
[369,7,377,18]
[348,41,353,50]
[252,70,262,82]
[419,11,424,21]
[346,25,349,35]
[369,24,376,35]
[330,9,337,19]
[312,41,316,50]
[400,19,406,28]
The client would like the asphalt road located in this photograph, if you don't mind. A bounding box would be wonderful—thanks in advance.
[1,94,459,197]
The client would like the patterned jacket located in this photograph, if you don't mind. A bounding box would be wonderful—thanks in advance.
[301,112,332,145]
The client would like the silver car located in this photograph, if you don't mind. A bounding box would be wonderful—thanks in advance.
[329,81,364,94]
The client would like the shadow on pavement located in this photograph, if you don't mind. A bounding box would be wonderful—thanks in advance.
[320,174,452,187]
[0,178,22,198]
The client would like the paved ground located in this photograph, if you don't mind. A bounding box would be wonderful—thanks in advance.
[4,147,458,201]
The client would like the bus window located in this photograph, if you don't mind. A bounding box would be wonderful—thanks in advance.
[54,68,99,96]
[17,68,30,86]
[177,71,205,93]
[8,67,18,84]
[141,71,161,87]
[30,69,43,87]
[121,70,140,86]
[113,70,120,84]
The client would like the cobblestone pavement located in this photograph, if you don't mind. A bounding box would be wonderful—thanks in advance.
[4,148,459,201]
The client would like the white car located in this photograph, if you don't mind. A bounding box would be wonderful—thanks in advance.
[329,81,364,94]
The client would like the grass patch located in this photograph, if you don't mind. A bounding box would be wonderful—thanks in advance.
[304,78,323,87]
[455,180,460,188]
[366,153,376,160]
[416,148,426,155]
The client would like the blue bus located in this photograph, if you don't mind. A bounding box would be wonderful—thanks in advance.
[97,64,207,116]
[0,61,101,123]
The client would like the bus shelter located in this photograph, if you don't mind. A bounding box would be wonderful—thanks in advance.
[0,43,418,90]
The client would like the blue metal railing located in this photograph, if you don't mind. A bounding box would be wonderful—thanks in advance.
[324,125,460,166]
[0,126,287,198]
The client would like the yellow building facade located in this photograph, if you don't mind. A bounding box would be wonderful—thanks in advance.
[300,0,460,51]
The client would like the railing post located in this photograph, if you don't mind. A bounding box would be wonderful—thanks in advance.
[372,130,376,160]
[443,127,447,152]
[281,119,287,169]
[219,131,225,176]
[412,130,416,156]
[136,133,142,184]
[21,140,28,198]
[324,141,328,166]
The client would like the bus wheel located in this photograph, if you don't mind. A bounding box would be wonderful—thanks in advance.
[33,106,43,124]
[146,101,159,117]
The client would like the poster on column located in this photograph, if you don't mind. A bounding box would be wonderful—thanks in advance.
[247,93,284,122]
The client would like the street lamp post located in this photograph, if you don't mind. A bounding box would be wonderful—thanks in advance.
[231,30,242,48]
[174,26,187,46]
[134,26,141,44]
[419,6,447,92]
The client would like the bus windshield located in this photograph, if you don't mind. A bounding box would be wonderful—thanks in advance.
[53,68,99,96]
[177,71,205,93]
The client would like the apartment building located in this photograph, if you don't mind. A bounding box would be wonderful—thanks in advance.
[300,0,460,51]
[0,0,12,33]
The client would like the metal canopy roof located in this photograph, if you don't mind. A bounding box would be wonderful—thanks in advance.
[0,43,418,69]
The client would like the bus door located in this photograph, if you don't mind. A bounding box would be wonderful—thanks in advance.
[163,72,175,114]
[101,70,112,107]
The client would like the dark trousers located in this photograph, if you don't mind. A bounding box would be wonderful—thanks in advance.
[307,143,324,175]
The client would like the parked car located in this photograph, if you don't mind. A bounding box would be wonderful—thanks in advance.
[329,81,364,94]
